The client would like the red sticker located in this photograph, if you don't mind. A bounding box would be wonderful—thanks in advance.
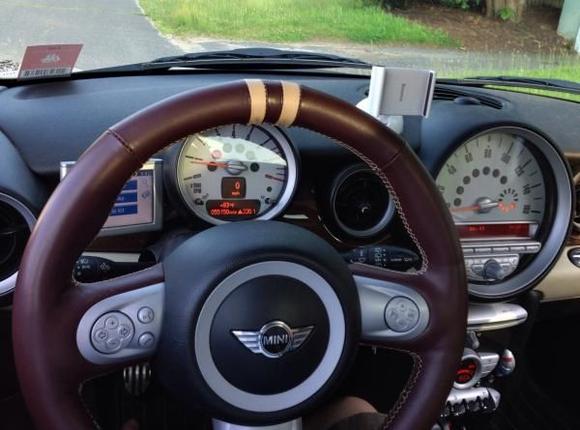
[18,44,83,80]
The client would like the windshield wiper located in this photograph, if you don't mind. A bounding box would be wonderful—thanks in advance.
[439,75,580,95]
[88,48,370,74]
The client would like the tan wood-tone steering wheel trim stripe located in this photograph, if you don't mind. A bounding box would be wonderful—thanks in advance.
[276,82,301,127]
[245,79,267,125]
[245,79,300,127]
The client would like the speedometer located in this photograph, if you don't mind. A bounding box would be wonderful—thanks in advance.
[177,124,298,225]
[436,131,546,238]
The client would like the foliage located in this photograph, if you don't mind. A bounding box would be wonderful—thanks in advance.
[498,7,517,21]
[440,0,480,10]
[139,0,456,46]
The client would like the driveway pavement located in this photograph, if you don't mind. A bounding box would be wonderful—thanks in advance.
[0,0,180,70]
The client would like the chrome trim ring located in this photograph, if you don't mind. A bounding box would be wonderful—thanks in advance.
[0,192,36,297]
[177,125,298,226]
[330,165,395,238]
[194,261,346,412]
[438,126,573,299]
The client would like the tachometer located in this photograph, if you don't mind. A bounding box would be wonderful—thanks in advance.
[177,124,298,224]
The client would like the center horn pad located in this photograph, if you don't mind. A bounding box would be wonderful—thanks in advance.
[157,221,360,425]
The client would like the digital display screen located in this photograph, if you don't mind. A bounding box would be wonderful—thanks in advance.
[206,199,260,220]
[60,160,160,235]
[221,177,246,199]
[457,223,534,239]
[103,170,154,228]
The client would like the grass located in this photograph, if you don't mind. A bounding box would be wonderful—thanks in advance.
[139,0,456,47]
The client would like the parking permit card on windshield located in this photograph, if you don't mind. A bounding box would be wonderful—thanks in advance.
[18,44,83,80]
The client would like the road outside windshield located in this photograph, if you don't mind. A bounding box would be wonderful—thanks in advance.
[1,0,579,92]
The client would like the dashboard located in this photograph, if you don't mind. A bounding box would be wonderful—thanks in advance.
[0,71,579,303]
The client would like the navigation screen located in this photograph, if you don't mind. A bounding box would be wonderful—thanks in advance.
[104,170,154,228]
[60,160,161,235]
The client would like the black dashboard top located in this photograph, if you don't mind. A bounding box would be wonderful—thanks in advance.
[0,71,579,181]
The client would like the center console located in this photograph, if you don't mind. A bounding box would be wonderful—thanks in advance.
[438,301,530,428]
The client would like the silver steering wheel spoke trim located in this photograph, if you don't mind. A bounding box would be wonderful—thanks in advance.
[355,275,430,343]
[76,282,165,365]
[212,418,302,430]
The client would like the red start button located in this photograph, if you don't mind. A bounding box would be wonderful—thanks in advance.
[455,358,479,385]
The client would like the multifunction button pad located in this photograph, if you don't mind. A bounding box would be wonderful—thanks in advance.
[77,283,164,365]
[385,297,420,333]
[91,312,135,354]
[355,276,429,343]
[89,307,156,356]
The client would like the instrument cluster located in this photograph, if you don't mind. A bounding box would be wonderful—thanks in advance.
[176,124,298,225]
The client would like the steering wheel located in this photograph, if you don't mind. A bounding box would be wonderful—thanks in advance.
[13,80,467,430]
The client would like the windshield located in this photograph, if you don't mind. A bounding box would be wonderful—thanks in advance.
[1,0,579,91]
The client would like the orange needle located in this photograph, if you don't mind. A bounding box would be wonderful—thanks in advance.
[265,174,284,182]
[450,205,481,213]
[190,160,228,168]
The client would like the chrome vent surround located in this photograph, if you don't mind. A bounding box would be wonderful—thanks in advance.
[330,165,395,238]
[0,193,35,296]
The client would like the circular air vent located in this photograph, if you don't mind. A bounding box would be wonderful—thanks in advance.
[0,193,35,296]
[330,165,394,238]
[574,172,580,233]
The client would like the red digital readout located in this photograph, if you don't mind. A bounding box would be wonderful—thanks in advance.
[206,200,260,220]
[457,223,532,239]
[221,177,246,198]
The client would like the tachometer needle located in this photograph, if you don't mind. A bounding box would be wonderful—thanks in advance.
[190,160,229,168]
[450,205,482,213]
[265,174,284,182]
[451,198,499,213]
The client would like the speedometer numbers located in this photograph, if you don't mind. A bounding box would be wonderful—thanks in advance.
[436,132,546,232]
[177,124,298,225]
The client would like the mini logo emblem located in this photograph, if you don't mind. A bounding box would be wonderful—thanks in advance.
[232,321,314,358]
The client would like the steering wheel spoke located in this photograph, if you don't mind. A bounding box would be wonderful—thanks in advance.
[71,264,165,367]
[60,264,165,377]
[352,265,430,351]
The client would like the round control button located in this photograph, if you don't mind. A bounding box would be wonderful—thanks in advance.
[137,306,155,324]
[90,311,135,354]
[105,316,119,329]
[106,337,122,352]
[93,328,108,344]
[384,297,420,333]
[138,332,155,348]
[118,324,132,338]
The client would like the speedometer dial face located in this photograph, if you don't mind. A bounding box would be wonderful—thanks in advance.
[435,131,546,237]
[177,124,297,225]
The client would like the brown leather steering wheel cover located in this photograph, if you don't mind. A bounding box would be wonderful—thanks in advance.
[13,80,467,430]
